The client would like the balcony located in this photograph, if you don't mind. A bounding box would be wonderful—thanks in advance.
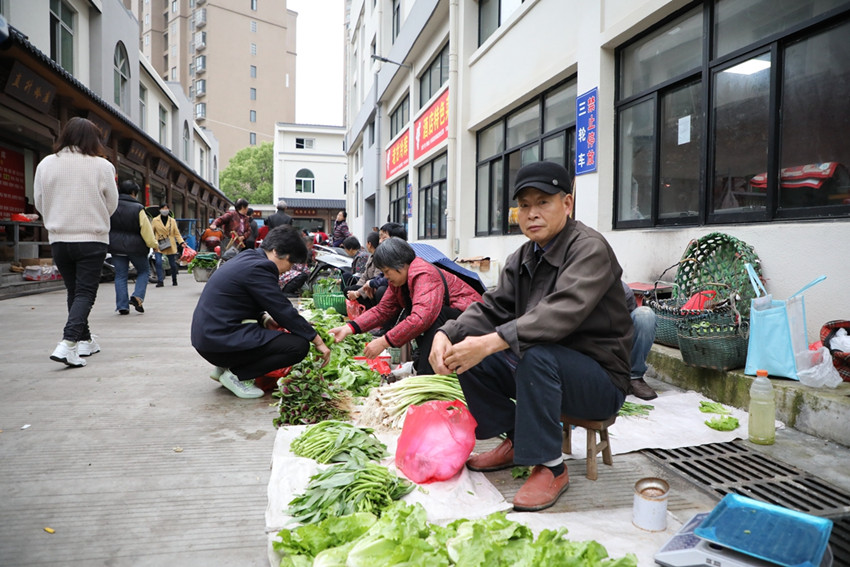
[195,79,206,97]
[195,55,206,74]
[194,8,206,28]
[195,103,206,119]
[194,31,206,51]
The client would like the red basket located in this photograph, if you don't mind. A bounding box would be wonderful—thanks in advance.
[821,320,850,382]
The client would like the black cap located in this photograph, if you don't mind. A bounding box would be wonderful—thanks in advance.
[512,161,573,200]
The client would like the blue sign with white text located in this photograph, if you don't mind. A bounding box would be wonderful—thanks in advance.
[406,183,413,218]
[575,87,598,175]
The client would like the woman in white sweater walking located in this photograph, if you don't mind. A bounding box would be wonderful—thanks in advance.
[34,117,118,367]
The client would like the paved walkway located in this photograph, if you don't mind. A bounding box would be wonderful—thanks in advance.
[0,272,275,566]
[2,272,850,566]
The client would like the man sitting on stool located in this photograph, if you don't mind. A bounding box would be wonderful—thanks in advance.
[429,161,631,512]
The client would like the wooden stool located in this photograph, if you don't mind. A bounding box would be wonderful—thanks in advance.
[561,414,617,480]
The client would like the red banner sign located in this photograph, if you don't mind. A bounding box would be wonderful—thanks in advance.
[0,147,26,220]
[414,88,449,159]
[385,129,410,180]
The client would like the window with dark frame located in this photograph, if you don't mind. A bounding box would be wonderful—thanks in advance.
[388,175,409,234]
[475,79,577,236]
[389,96,409,139]
[250,65,257,78]
[392,0,401,42]
[296,168,315,193]
[249,132,257,145]
[418,153,448,240]
[158,104,168,144]
[419,43,449,109]
[113,42,130,112]
[614,1,850,229]
[478,0,524,46]
[249,110,256,123]
[50,0,74,73]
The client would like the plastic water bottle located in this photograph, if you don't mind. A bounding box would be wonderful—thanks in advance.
[748,370,775,445]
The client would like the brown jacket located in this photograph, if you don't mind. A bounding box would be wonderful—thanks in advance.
[440,218,633,394]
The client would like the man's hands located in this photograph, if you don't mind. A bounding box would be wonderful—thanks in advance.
[429,332,509,375]
[359,285,375,299]
[346,290,359,301]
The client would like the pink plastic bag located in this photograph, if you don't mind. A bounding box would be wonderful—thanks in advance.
[395,399,477,484]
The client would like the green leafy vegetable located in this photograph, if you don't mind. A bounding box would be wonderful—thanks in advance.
[273,502,638,566]
[699,401,731,414]
[511,466,531,480]
[290,421,387,464]
[186,252,218,273]
[286,461,414,525]
[618,401,654,417]
[705,416,739,431]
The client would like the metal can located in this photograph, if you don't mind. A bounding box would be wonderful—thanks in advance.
[632,477,669,532]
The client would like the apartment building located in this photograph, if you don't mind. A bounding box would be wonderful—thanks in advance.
[131,0,297,167]
[343,0,850,338]
[0,0,228,232]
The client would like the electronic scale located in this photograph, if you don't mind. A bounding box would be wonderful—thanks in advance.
[654,508,834,567]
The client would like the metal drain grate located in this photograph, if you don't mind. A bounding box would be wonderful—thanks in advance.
[644,441,850,565]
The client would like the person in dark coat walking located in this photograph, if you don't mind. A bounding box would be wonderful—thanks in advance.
[191,226,331,399]
[331,210,351,247]
[265,199,293,229]
[109,180,157,315]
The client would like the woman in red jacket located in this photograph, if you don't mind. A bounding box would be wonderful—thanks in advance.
[329,237,482,374]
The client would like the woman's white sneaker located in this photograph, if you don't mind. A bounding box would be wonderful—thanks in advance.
[50,341,86,367]
[218,370,264,398]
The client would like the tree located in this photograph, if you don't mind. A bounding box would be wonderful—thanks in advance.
[219,142,273,204]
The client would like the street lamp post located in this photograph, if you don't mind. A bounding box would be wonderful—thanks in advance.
[371,54,412,229]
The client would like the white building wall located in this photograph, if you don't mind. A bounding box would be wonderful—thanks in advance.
[274,124,347,204]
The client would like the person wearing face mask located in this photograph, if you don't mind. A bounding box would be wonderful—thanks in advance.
[150,203,185,287]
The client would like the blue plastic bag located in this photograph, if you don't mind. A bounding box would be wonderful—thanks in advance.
[744,263,825,380]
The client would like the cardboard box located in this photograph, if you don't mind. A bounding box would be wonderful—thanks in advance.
[20,258,53,267]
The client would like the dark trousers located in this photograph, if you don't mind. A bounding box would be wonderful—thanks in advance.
[196,332,310,381]
[51,241,108,342]
[412,305,463,375]
[154,252,179,284]
[459,345,625,466]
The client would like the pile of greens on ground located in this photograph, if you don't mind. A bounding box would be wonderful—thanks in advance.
[274,501,638,567]
[286,461,413,525]
[618,401,654,417]
[290,421,387,464]
[274,307,383,426]
[699,400,739,431]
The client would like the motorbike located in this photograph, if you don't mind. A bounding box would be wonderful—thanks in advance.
[304,244,352,293]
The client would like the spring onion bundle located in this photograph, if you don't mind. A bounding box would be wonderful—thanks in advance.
[358,374,465,429]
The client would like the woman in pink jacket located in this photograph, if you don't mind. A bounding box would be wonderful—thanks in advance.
[329,237,482,374]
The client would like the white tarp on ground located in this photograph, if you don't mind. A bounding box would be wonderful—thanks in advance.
[265,391,784,566]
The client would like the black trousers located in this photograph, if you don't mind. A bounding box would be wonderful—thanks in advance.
[196,332,310,381]
[51,241,108,342]
[459,345,625,465]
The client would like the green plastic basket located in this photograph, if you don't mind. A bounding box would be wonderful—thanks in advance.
[313,293,346,315]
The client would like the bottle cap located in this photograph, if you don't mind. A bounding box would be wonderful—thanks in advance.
[756,369,768,377]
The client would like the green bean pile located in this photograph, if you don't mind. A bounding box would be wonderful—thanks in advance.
[290,421,387,464]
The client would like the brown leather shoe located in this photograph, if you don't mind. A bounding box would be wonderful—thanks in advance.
[512,465,570,511]
[466,438,514,472]
[630,378,658,400]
